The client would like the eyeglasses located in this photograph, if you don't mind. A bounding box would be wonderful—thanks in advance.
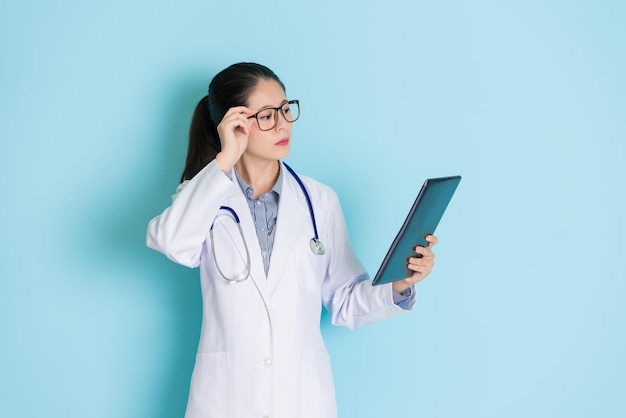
[248,100,300,131]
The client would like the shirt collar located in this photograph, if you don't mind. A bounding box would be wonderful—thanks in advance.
[234,163,283,198]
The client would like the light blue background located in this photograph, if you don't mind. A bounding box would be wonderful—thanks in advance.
[1,1,624,417]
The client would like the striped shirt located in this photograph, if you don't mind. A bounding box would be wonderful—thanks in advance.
[234,167,283,276]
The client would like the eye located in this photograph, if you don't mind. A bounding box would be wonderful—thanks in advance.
[257,110,272,121]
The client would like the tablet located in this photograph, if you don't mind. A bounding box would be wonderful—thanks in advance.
[372,175,461,286]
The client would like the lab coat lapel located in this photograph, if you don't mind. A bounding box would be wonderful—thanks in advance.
[266,169,310,292]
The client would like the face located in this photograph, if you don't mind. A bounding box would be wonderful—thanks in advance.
[243,79,293,164]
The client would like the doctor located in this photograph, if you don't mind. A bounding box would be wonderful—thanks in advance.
[147,62,438,418]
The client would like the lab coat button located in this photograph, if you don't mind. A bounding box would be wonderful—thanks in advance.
[263,358,272,367]
[260,302,267,309]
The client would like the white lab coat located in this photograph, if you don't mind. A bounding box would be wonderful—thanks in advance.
[147,160,413,418]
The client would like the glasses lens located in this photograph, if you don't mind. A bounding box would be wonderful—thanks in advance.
[256,109,276,130]
[282,101,299,122]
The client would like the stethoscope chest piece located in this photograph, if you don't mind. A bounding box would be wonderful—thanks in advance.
[310,238,325,255]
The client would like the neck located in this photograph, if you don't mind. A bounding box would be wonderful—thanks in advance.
[236,158,280,199]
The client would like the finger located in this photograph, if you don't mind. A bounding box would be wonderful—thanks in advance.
[408,257,434,270]
[408,254,432,263]
[232,115,251,133]
[222,111,251,124]
[414,245,435,259]
[425,235,439,246]
[407,263,432,275]
[219,108,253,128]
[221,113,252,134]
[223,106,254,117]
[408,257,434,269]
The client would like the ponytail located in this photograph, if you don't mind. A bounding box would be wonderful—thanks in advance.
[179,63,286,183]
[180,95,221,182]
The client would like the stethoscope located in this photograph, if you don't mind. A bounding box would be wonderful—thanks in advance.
[210,162,325,283]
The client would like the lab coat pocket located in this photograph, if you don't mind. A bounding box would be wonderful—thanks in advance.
[301,349,338,418]
[185,351,230,418]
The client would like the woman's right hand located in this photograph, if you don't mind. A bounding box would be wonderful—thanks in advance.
[215,106,254,172]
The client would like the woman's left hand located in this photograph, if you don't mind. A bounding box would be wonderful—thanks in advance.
[392,235,438,294]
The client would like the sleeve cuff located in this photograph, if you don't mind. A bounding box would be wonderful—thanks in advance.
[392,285,415,310]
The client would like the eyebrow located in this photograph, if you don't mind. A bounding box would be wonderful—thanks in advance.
[256,99,289,112]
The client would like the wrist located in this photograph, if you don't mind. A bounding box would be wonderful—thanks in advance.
[215,152,236,173]
[392,279,411,294]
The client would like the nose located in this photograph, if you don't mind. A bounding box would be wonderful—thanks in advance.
[274,110,288,131]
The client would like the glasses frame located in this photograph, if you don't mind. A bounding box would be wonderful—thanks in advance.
[248,100,300,131]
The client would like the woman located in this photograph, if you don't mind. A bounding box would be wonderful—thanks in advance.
[147,62,437,418]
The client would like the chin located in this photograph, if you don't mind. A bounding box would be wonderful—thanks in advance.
[275,147,291,159]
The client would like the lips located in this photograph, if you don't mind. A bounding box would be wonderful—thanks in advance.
[275,138,290,146]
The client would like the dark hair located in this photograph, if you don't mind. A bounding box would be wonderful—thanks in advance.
[180,62,286,182]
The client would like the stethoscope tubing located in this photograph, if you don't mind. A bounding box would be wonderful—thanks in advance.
[282,162,322,247]
[210,206,251,283]
[210,162,324,283]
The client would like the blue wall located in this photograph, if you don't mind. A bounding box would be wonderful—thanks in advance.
[1,1,625,417]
